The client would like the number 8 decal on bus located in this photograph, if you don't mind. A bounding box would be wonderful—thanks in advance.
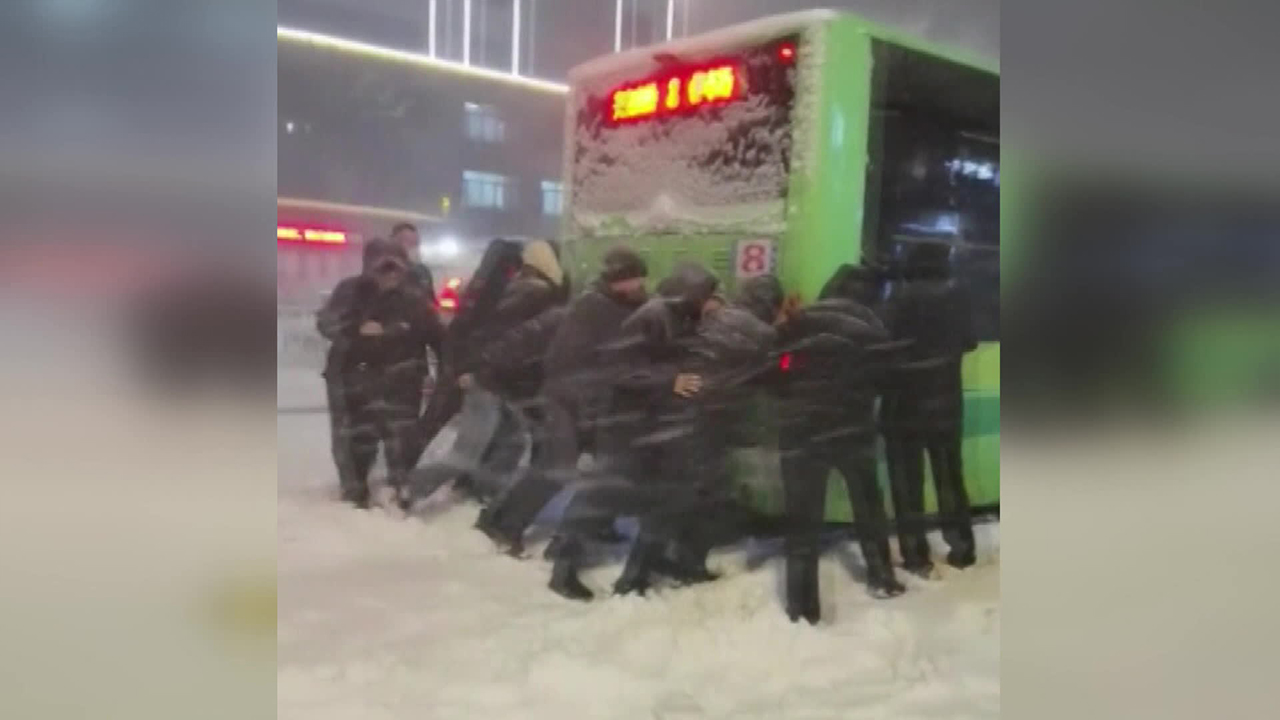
[735,238,776,278]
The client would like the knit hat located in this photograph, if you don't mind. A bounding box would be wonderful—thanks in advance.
[599,246,648,283]
[658,262,719,309]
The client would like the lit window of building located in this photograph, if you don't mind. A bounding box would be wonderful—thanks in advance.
[540,180,564,216]
[465,102,506,142]
[463,170,512,209]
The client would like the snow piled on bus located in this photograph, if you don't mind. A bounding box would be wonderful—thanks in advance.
[567,13,830,237]
[567,10,835,84]
[569,92,791,235]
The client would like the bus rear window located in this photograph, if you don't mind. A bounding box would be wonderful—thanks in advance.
[569,37,798,232]
[863,42,1000,341]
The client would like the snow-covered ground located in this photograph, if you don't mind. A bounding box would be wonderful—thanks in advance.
[279,412,999,720]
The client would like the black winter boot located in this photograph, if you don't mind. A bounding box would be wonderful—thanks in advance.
[393,482,415,512]
[340,486,370,510]
[866,571,907,599]
[902,560,938,580]
[655,543,719,585]
[542,534,566,561]
[862,541,906,598]
[475,509,524,556]
[548,559,593,601]
[946,547,976,569]
[453,473,481,500]
[785,551,820,625]
[614,539,660,597]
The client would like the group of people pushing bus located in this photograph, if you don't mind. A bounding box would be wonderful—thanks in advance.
[317,223,977,624]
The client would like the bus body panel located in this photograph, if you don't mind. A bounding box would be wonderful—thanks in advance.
[782,19,874,301]
[562,12,1001,520]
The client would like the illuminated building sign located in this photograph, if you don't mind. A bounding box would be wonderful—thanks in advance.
[610,63,740,122]
[277,226,347,245]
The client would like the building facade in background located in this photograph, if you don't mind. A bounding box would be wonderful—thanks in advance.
[277,0,998,80]
[276,32,567,305]
[278,0,711,82]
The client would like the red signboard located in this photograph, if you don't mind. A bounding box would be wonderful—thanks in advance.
[609,63,741,122]
[277,225,347,245]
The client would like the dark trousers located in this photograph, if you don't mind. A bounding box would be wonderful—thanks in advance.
[406,387,512,501]
[781,432,896,585]
[559,405,726,572]
[470,401,533,500]
[651,402,743,559]
[484,393,579,540]
[885,427,975,568]
[412,371,462,466]
[326,371,422,502]
[549,420,674,564]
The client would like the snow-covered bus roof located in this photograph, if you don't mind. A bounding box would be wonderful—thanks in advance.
[568,9,837,83]
[567,8,997,84]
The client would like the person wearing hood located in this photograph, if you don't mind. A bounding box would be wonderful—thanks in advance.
[775,268,908,624]
[879,241,979,575]
[478,247,651,569]
[454,240,570,501]
[404,239,571,505]
[457,239,568,394]
[414,238,525,463]
[549,262,721,599]
[648,274,788,584]
[316,238,443,508]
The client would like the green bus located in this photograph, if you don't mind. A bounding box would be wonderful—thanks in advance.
[560,10,1000,520]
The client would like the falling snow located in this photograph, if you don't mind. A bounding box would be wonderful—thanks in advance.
[278,410,1000,720]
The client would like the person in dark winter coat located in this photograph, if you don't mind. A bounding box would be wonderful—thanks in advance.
[775,277,907,624]
[317,238,444,508]
[451,240,569,501]
[549,262,720,600]
[879,242,978,575]
[650,274,787,583]
[458,240,567,397]
[477,247,650,564]
[391,221,437,300]
[414,238,525,460]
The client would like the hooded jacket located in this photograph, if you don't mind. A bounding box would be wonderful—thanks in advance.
[672,300,779,453]
[683,274,782,392]
[879,273,977,432]
[542,278,646,399]
[590,263,721,462]
[776,298,895,442]
[469,240,568,398]
[316,239,442,379]
[441,238,525,376]
[484,240,566,334]
[610,263,719,398]
[736,275,785,326]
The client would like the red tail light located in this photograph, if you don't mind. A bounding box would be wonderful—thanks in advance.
[436,277,463,311]
[779,352,793,371]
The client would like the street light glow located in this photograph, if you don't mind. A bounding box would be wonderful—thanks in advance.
[277,26,569,95]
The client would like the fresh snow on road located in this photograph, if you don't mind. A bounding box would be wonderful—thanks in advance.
[279,412,999,720]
